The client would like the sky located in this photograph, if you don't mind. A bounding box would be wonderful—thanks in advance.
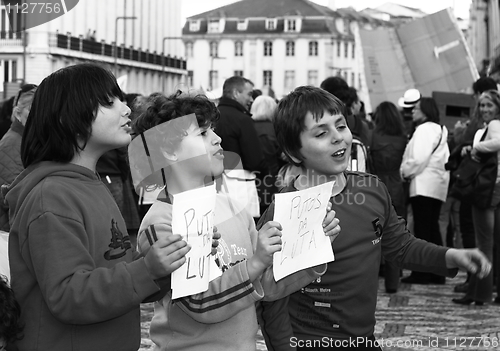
[182,0,471,22]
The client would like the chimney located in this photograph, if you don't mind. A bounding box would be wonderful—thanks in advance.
[328,0,336,11]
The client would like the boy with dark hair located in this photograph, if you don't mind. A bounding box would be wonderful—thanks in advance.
[258,86,491,350]
[5,63,191,351]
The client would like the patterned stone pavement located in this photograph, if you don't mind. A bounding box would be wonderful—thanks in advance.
[140,271,500,350]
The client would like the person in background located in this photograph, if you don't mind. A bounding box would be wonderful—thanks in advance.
[0,84,37,232]
[370,101,409,293]
[398,88,421,138]
[217,76,267,217]
[449,76,498,293]
[452,89,500,306]
[400,97,450,285]
[250,95,284,214]
[0,96,15,140]
[217,76,266,174]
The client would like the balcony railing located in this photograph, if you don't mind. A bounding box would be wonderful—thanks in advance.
[0,31,23,46]
[49,33,186,70]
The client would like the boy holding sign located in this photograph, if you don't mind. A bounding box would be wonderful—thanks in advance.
[130,91,340,351]
[257,86,491,350]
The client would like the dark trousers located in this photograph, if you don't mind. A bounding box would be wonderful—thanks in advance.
[409,196,443,282]
[459,200,476,249]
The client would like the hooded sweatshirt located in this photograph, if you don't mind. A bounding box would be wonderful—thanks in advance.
[6,161,160,351]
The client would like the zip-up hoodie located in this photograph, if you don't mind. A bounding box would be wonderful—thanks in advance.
[5,161,160,351]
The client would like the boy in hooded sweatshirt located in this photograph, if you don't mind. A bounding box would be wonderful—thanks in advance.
[130,91,340,351]
[4,63,192,351]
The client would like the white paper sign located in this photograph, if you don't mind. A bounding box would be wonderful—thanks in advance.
[272,181,335,281]
[171,185,220,299]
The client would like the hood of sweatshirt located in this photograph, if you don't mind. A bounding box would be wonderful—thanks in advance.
[2,161,100,223]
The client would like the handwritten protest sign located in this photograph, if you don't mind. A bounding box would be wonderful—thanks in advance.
[273,181,335,281]
[171,185,221,299]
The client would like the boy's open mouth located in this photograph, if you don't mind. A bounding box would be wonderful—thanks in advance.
[332,148,346,157]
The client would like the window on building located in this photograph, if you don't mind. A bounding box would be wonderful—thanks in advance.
[343,71,347,81]
[285,19,297,32]
[309,41,318,56]
[237,19,248,31]
[284,70,295,91]
[189,20,200,32]
[308,70,318,86]
[235,41,243,56]
[286,41,295,56]
[209,41,218,57]
[265,18,277,30]
[344,42,349,58]
[208,19,220,33]
[263,70,273,87]
[352,43,355,58]
[234,70,243,77]
[185,42,193,58]
[337,40,341,57]
[187,70,194,87]
[351,72,355,87]
[264,41,273,56]
[344,19,350,34]
[209,70,218,90]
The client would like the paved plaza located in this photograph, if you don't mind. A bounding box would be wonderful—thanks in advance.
[139,271,500,350]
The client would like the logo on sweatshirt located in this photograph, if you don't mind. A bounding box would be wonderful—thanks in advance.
[371,218,383,245]
[104,219,132,260]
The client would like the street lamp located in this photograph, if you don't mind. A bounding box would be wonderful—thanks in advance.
[162,36,183,92]
[114,16,137,77]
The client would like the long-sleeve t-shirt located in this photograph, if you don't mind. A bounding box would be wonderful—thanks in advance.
[5,162,160,351]
[258,172,457,347]
[137,193,326,351]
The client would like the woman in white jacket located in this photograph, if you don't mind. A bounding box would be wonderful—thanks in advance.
[453,89,500,306]
[400,97,450,285]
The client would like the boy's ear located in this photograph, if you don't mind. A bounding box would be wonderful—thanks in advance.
[161,149,178,162]
[284,149,302,164]
[289,155,302,164]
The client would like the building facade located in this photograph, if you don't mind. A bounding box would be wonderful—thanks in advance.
[467,0,500,77]
[0,0,187,98]
[182,0,389,103]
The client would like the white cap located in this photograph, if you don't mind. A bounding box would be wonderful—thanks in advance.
[398,88,421,108]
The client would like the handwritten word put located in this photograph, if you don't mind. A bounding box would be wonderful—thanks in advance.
[183,208,213,237]
[279,228,318,265]
[289,194,322,219]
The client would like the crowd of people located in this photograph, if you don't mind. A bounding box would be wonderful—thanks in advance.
[0,62,496,350]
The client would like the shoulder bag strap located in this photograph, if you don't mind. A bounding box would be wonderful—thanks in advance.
[431,126,444,155]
